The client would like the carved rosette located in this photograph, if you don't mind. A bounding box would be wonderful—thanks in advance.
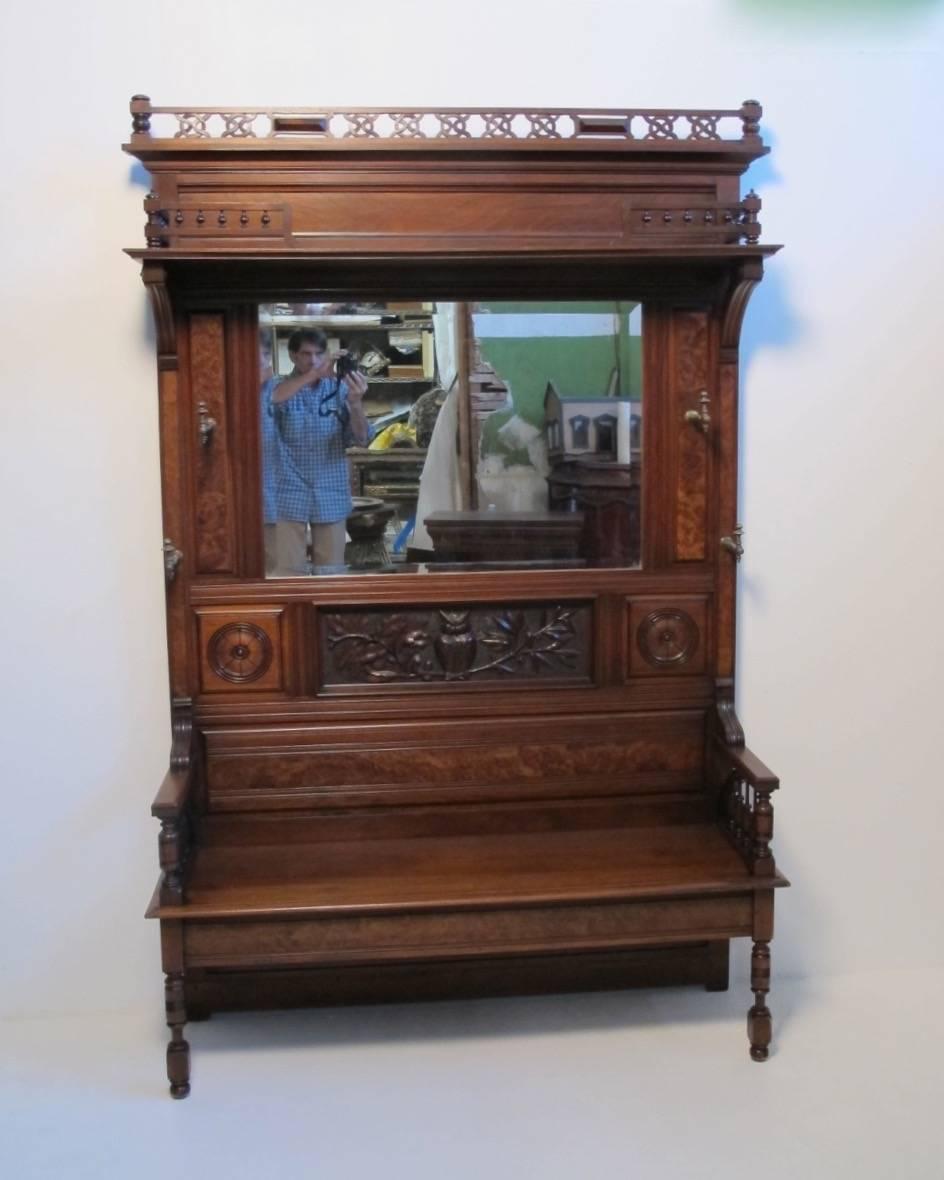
[637,609,699,668]
[321,604,591,687]
[208,623,273,684]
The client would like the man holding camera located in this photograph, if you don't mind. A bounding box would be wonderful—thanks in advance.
[262,328,370,573]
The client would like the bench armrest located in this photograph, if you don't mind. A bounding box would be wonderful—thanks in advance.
[152,700,197,904]
[151,765,195,821]
[722,743,779,793]
[715,739,780,877]
[152,767,195,906]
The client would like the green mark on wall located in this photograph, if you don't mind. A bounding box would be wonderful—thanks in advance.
[734,0,938,22]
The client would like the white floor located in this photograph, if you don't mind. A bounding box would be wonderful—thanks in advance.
[3,969,942,1179]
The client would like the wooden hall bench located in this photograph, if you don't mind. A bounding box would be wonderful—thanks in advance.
[126,97,788,1097]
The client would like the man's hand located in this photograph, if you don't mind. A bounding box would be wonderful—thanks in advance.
[309,350,338,384]
[344,369,371,446]
[344,369,369,405]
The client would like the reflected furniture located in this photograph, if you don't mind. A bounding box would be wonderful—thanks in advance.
[547,459,642,566]
[345,497,395,568]
[347,445,427,531]
[424,510,585,563]
[126,98,787,1097]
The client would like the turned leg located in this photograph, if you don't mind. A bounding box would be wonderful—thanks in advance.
[164,971,191,1098]
[747,939,772,1061]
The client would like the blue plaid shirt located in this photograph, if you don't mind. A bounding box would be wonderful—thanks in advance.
[261,375,365,525]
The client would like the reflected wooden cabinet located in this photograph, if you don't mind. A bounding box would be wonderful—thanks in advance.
[127,97,787,1097]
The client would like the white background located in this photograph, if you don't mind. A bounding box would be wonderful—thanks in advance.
[1,1,943,1171]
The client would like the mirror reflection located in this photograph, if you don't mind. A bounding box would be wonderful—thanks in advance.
[259,301,642,576]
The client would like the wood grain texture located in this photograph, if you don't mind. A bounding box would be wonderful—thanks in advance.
[154,364,194,699]
[716,361,739,676]
[160,823,775,920]
[189,313,236,573]
[181,896,753,968]
[202,710,707,810]
[673,310,710,561]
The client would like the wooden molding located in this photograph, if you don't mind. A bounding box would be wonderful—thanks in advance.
[169,697,194,770]
[142,263,177,369]
[720,259,764,362]
[715,677,745,746]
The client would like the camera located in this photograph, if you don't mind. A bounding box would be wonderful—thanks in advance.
[335,352,360,380]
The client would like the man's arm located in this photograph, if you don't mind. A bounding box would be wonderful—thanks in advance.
[270,370,313,404]
[271,351,336,403]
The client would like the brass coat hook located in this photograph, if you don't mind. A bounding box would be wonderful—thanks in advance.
[685,390,711,434]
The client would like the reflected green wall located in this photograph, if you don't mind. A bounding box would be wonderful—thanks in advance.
[476,302,641,464]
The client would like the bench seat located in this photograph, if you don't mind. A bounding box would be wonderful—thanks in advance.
[150,823,785,922]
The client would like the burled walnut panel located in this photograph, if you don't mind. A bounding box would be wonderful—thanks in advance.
[189,313,236,573]
[673,310,711,562]
[184,897,754,968]
[202,710,706,811]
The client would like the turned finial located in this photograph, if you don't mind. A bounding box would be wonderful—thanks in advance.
[131,94,152,136]
[742,189,762,244]
[739,100,762,140]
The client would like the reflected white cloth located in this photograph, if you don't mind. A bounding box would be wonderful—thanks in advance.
[432,304,459,392]
[411,387,462,550]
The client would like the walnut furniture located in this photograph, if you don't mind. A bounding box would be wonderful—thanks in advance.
[424,510,585,562]
[125,99,787,1098]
